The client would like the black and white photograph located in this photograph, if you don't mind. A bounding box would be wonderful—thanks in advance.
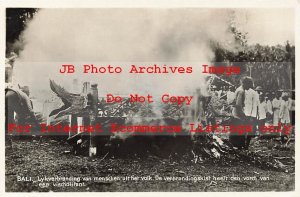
[3,4,297,193]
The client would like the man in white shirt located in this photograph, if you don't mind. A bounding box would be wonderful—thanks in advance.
[230,77,253,150]
[279,92,291,143]
[279,92,290,124]
[244,86,260,148]
[257,94,268,134]
[244,88,255,117]
[266,93,273,119]
[244,86,260,118]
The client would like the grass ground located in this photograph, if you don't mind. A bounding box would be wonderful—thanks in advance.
[5,136,295,192]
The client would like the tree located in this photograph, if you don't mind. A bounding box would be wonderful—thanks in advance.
[6,8,38,55]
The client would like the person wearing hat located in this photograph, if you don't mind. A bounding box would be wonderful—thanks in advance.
[278,89,284,101]
[280,92,290,124]
[279,92,291,143]
[255,86,263,96]
[257,94,268,135]
[229,77,254,150]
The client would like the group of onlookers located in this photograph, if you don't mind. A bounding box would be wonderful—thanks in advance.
[211,77,295,149]
[211,83,295,128]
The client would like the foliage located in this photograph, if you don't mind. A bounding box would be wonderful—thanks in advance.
[6,8,38,55]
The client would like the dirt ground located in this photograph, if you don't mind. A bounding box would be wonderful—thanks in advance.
[5,136,295,192]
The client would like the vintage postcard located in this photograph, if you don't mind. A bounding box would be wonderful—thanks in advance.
[1,0,298,194]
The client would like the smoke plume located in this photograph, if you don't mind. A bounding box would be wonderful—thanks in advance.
[12,8,294,98]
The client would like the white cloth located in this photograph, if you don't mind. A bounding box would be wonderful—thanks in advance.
[227,90,235,104]
[217,90,222,98]
[272,98,281,125]
[244,88,259,118]
[258,101,267,120]
[279,100,290,124]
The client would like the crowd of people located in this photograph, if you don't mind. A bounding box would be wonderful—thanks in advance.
[209,77,295,149]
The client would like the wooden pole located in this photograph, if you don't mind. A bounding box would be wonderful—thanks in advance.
[70,115,77,137]
[82,82,91,119]
[82,82,91,155]
[89,83,99,157]
[70,79,79,135]
[77,117,83,134]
